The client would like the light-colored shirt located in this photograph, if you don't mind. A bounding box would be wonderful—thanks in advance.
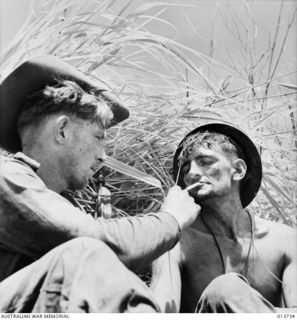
[0,152,180,281]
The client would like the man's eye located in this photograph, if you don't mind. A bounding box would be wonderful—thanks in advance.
[200,159,213,166]
[182,163,190,173]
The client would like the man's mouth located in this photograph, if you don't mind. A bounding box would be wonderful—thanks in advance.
[187,181,209,195]
[186,181,205,191]
[189,180,207,187]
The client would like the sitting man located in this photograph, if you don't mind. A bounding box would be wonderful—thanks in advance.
[151,123,297,313]
[0,55,199,312]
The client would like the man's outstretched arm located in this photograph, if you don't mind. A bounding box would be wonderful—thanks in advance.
[0,156,199,272]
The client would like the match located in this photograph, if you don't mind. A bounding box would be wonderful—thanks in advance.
[185,181,201,191]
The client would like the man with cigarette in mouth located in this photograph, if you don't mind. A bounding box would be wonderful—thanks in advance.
[0,55,200,312]
[150,123,297,313]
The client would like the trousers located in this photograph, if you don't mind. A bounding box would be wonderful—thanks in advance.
[196,272,277,313]
[0,237,159,313]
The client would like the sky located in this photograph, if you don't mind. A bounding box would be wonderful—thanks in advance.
[1,0,296,50]
[0,0,31,51]
[0,0,296,83]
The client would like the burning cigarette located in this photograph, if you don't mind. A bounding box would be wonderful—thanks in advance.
[185,181,201,191]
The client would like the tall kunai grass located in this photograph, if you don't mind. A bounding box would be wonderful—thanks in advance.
[0,0,296,226]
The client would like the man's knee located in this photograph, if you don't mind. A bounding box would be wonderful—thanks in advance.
[197,273,276,313]
[51,237,112,259]
[44,237,116,277]
[57,236,107,250]
[201,272,249,303]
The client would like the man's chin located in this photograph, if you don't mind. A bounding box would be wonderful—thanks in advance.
[192,191,212,204]
[194,196,207,205]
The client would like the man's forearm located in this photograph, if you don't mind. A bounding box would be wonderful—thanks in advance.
[0,157,181,271]
[94,212,181,271]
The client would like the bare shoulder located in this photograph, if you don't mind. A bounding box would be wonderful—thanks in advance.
[254,215,296,256]
[254,215,296,234]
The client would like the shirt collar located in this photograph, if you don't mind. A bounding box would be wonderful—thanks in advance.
[14,152,40,172]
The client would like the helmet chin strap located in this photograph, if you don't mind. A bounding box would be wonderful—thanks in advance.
[175,158,183,185]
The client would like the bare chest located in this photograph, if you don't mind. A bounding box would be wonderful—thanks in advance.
[180,230,284,312]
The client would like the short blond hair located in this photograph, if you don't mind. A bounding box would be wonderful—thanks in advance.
[17,80,114,133]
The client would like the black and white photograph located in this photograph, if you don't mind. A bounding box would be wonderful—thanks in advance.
[0,0,296,316]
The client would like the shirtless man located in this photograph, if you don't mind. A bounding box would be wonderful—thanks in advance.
[151,123,297,313]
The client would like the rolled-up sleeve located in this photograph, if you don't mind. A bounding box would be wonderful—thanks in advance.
[0,156,180,271]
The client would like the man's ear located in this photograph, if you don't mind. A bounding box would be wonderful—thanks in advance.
[54,115,71,144]
[232,159,247,182]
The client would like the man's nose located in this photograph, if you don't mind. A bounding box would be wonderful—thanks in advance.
[97,149,106,163]
[185,161,202,183]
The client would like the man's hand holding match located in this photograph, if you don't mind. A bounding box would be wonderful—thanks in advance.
[160,185,200,231]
